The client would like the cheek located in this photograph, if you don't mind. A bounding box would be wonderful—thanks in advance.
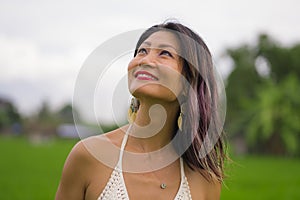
[159,70,183,98]
[127,59,137,93]
[161,59,182,75]
[127,57,138,72]
[169,75,183,96]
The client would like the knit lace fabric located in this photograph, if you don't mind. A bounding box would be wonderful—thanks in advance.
[98,128,192,200]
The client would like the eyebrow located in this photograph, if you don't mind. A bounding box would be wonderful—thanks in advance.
[141,41,178,52]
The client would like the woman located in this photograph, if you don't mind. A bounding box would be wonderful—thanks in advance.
[56,21,227,200]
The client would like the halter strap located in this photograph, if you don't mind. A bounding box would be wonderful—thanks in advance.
[179,157,185,178]
[116,125,131,169]
[116,124,185,176]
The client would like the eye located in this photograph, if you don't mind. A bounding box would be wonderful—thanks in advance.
[137,48,147,55]
[160,50,173,58]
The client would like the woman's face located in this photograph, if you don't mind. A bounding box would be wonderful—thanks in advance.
[128,31,183,103]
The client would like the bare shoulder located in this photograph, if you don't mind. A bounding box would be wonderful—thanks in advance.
[185,166,221,200]
[102,124,129,146]
[55,138,97,200]
[69,124,129,164]
[76,124,129,167]
[55,125,128,200]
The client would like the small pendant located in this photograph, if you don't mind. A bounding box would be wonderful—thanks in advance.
[160,183,167,189]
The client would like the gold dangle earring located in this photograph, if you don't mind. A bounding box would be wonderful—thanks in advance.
[177,103,186,131]
[128,98,140,124]
[178,86,187,131]
[177,112,183,131]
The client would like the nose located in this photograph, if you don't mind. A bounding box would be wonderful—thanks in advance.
[138,50,157,67]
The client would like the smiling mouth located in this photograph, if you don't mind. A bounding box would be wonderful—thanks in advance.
[135,71,158,81]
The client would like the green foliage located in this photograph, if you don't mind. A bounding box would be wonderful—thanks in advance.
[0,98,21,130]
[247,75,300,154]
[33,101,80,125]
[56,103,80,123]
[225,34,300,155]
[24,102,83,137]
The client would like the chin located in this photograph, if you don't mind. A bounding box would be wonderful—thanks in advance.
[130,85,179,103]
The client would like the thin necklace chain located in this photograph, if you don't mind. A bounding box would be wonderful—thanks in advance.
[126,124,179,189]
[147,154,181,190]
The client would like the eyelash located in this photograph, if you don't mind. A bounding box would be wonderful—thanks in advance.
[137,48,173,58]
[137,48,147,54]
[160,50,173,57]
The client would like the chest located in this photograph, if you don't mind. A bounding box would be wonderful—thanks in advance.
[124,171,182,200]
[84,167,182,200]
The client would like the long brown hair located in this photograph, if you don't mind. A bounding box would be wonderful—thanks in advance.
[134,21,227,182]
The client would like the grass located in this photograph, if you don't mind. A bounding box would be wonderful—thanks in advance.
[0,135,300,200]
[221,156,300,199]
[0,135,78,200]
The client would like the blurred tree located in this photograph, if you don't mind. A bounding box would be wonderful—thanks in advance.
[226,34,300,155]
[24,101,59,137]
[225,45,263,137]
[56,103,80,123]
[0,98,22,133]
[24,102,81,137]
[258,34,300,82]
[38,101,53,122]
[57,104,73,123]
[247,75,300,155]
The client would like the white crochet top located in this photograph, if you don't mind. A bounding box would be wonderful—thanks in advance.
[98,128,192,200]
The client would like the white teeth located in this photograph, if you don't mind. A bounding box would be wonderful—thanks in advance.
[137,73,157,80]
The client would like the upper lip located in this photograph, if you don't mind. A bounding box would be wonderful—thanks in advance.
[134,70,158,80]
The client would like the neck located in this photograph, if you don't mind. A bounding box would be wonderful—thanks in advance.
[127,98,180,153]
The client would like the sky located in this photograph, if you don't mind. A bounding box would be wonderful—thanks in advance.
[0,0,300,123]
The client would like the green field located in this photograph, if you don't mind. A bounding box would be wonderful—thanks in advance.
[0,135,78,200]
[221,156,300,199]
[1,135,300,200]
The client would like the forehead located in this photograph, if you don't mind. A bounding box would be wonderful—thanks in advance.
[142,31,180,51]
